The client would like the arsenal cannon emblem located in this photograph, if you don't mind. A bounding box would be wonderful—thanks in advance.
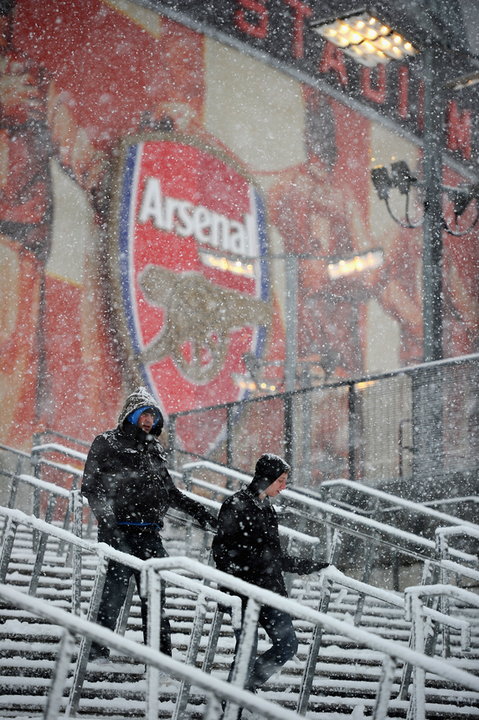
[105,133,272,424]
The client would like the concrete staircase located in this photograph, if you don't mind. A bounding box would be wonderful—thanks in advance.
[1,520,479,719]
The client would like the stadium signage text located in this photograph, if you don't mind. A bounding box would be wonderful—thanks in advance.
[154,0,477,164]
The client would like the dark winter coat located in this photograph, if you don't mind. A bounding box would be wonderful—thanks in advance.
[82,387,214,532]
[212,480,321,597]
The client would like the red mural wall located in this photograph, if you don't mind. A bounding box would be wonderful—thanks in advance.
[0,0,477,456]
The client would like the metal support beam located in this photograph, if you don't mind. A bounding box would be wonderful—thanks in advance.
[421,45,446,362]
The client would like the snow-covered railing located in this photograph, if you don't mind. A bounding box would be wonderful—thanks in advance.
[2,507,479,720]
[1,440,91,536]
[9,445,477,578]
[433,525,479,659]
[1,456,324,576]
[179,461,477,575]
[424,495,479,510]
[0,443,33,503]
[181,459,250,489]
[0,497,320,619]
[435,524,479,565]
[434,525,479,597]
[181,461,478,541]
[29,444,86,510]
[403,584,479,720]
[4,472,73,520]
[0,507,245,718]
[69,548,244,719]
[31,442,88,464]
[319,478,477,530]
[0,585,297,720]
[296,565,471,715]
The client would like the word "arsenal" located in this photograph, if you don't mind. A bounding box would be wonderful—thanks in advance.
[138,177,258,258]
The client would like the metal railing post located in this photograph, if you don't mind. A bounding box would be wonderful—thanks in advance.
[6,457,22,509]
[201,606,225,674]
[0,516,18,583]
[44,629,76,720]
[226,404,234,469]
[144,565,167,720]
[223,598,260,720]
[405,593,426,720]
[348,381,357,482]
[284,391,294,472]
[296,572,333,715]
[66,553,109,718]
[173,592,209,719]
[372,655,397,720]
[354,535,378,626]
[116,575,136,636]
[28,495,57,596]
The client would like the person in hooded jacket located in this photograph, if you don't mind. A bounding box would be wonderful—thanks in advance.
[82,386,217,662]
[212,453,329,701]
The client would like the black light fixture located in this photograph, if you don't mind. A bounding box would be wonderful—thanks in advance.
[370,161,479,236]
[314,3,476,363]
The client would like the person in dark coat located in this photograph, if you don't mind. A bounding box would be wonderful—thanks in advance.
[212,453,328,698]
[82,386,217,661]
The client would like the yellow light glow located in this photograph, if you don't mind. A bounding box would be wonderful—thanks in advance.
[234,377,257,391]
[199,251,255,278]
[356,380,377,390]
[327,249,383,280]
[377,37,391,50]
[233,374,277,393]
[312,12,417,67]
[364,26,379,40]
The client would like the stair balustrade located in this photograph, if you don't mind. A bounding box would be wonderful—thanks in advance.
[1,444,479,718]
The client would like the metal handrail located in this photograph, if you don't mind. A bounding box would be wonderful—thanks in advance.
[319,478,478,529]
[435,524,479,584]
[180,460,478,536]
[31,442,88,463]
[0,585,297,720]
[0,442,31,459]
[295,565,471,715]
[2,441,477,592]
[9,444,477,566]
[403,584,479,720]
[180,461,477,569]
[2,512,479,720]
[0,506,243,718]
[424,495,479,508]
[0,509,479,720]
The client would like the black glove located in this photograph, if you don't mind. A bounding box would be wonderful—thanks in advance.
[310,562,330,573]
[197,510,218,530]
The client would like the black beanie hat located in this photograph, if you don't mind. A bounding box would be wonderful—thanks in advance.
[249,453,291,496]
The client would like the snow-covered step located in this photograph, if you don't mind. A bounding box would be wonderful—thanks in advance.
[1,523,479,719]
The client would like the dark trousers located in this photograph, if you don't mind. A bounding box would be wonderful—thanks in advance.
[230,601,298,691]
[91,525,172,657]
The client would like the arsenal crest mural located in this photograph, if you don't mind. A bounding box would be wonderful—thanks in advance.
[107,134,271,416]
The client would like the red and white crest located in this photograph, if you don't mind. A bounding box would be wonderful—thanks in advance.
[108,134,271,444]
